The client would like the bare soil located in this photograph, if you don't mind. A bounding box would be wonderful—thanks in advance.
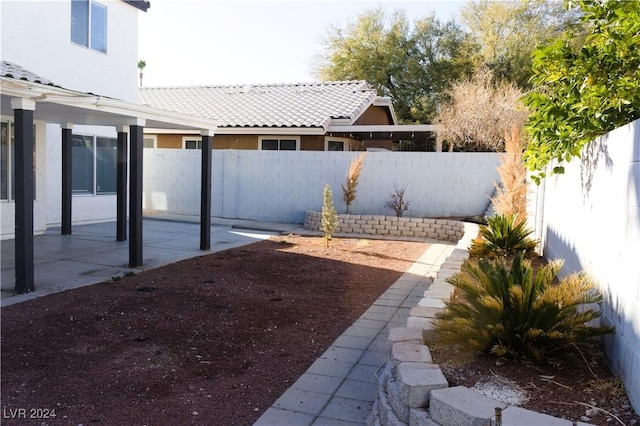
[1,236,426,426]
[1,235,638,426]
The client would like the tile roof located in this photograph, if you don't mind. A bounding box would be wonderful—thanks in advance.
[1,61,57,87]
[138,81,378,129]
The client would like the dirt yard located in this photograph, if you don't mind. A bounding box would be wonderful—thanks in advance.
[1,236,427,426]
[1,235,637,426]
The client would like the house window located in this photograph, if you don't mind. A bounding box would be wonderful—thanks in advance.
[71,0,107,53]
[143,136,157,149]
[259,137,299,151]
[72,133,117,195]
[1,121,36,201]
[325,137,351,151]
[327,141,345,151]
[182,137,202,149]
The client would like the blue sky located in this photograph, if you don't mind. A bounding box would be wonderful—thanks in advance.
[138,0,469,87]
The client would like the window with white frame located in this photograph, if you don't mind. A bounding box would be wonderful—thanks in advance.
[1,121,36,201]
[325,137,351,151]
[182,136,202,149]
[71,0,107,53]
[143,136,157,149]
[259,137,299,151]
[72,133,117,194]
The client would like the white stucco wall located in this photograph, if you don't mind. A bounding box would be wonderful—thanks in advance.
[143,150,501,223]
[529,119,640,412]
[1,119,48,239]
[1,0,140,101]
[1,1,143,238]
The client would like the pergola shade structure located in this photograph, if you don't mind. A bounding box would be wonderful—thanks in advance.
[1,67,217,293]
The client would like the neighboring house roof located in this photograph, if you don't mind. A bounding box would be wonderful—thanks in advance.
[138,81,387,130]
[1,60,58,87]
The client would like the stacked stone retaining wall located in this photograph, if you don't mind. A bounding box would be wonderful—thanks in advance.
[303,212,464,243]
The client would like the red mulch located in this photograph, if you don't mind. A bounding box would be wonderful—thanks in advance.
[1,236,427,426]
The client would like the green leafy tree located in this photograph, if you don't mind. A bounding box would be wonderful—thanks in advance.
[435,252,613,363]
[318,9,478,123]
[461,0,583,88]
[321,184,339,248]
[523,0,640,182]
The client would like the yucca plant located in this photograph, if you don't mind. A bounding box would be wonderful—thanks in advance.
[435,253,613,363]
[469,213,538,259]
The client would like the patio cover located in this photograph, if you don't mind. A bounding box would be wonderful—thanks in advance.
[1,74,218,293]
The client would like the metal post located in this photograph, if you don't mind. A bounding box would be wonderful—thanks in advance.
[61,125,72,235]
[12,99,36,293]
[129,123,144,266]
[200,131,213,250]
[116,129,128,241]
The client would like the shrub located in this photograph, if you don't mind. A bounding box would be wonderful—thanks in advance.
[384,184,411,217]
[492,127,527,222]
[469,213,538,259]
[341,153,366,214]
[321,184,338,247]
[435,252,613,363]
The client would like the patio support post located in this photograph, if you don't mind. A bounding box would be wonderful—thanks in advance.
[61,124,73,235]
[116,126,128,242]
[200,130,213,250]
[129,121,144,266]
[12,98,36,294]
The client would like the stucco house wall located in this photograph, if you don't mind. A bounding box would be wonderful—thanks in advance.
[1,0,144,237]
[1,0,139,102]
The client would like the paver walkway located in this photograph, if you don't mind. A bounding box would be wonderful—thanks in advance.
[254,242,455,426]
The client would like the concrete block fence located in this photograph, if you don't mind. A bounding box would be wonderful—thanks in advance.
[143,150,500,224]
[303,212,465,243]
[526,119,640,413]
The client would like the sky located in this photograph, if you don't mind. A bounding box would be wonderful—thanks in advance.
[137,0,469,87]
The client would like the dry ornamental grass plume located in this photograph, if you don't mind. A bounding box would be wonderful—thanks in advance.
[342,153,367,214]
[492,126,528,222]
[434,68,528,152]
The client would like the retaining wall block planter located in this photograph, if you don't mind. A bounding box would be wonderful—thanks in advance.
[303,212,464,243]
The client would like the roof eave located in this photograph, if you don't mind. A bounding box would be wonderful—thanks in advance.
[123,0,150,12]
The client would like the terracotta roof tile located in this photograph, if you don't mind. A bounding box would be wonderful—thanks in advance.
[138,81,377,129]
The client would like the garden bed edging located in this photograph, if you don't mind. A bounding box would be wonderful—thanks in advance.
[303,212,464,243]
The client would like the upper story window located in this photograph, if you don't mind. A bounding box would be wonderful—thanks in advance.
[71,0,107,53]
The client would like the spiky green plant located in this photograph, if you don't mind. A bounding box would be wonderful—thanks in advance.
[469,213,538,259]
[435,253,613,363]
[321,184,339,248]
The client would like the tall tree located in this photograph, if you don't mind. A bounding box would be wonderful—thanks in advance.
[137,60,146,87]
[461,0,583,88]
[523,0,640,182]
[318,9,478,124]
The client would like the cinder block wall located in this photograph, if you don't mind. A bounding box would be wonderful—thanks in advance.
[143,150,500,223]
[527,119,640,413]
[303,212,464,243]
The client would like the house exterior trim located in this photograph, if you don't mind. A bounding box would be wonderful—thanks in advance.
[123,1,150,12]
